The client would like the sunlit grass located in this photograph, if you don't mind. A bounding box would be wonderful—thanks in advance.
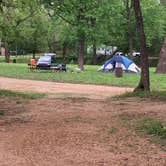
[0,63,165,91]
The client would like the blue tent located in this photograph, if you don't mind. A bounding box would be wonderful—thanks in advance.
[98,55,141,73]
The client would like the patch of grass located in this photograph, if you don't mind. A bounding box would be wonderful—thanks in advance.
[0,110,4,116]
[64,115,82,123]
[53,92,89,100]
[107,127,117,134]
[0,89,46,99]
[137,117,166,150]
[0,63,165,91]
[0,63,138,87]
[137,117,166,138]
[119,113,166,150]
[115,90,166,100]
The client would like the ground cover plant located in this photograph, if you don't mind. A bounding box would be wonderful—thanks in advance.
[0,89,46,122]
[0,63,165,91]
[120,112,166,151]
[115,90,166,100]
[137,117,166,139]
[0,89,46,99]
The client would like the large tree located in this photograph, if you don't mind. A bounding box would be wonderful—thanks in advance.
[156,0,166,73]
[41,0,100,70]
[41,0,133,69]
[132,0,150,91]
[0,0,39,62]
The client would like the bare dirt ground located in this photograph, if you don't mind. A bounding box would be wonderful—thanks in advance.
[0,77,132,99]
[0,77,166,166]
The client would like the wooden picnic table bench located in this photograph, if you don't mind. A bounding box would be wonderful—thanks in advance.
[28,63,37,71]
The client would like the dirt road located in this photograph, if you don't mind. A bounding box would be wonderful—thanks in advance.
[0,77,133,99]
[0,77,166,166]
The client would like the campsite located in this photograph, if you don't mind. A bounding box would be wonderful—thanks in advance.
[98,54,141,73]
[0,0,166,165]
[0,63,166,165]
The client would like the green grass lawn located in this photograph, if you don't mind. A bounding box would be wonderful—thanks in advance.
[0,63,165,91]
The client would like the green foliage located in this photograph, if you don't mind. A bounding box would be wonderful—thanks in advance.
[0,0,165,61]
[0,1,38,49]
[141,0,166,46]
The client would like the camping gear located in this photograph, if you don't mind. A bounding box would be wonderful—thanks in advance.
[98,55,141,73]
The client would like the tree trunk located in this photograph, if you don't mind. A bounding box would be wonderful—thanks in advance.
[156,0,166,73]
[160,0,166,6]
[51,34,56,53]
[4,41,10,63]
[32,36,37,59]
[128,34,134,59]
[132,0,150,91]
[62,42,67,58]
[32,42,36,59]
[5,50,10,63]
[92,42,97,65]
[125,0,134,59]
[77,32,85,70]
[156,35,166,73]
[32,50,36,59]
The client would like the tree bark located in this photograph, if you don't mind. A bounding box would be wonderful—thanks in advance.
[51,34,56,53]
[160,0,166,6]
[77,32,85,70]
[125,0,134,59]
[132,0,150,91]
[62,42,67,58]
[156,35,166,73]
[156,0,166,73]
[5,50,10,63]
[92,42,97,65]
[4,41,10,63]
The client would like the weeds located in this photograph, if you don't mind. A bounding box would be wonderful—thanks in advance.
[0,110,4,116]
[107,127,117,134]
[120,113,166,150]
[0,89,46,99]
[137,117,166,138]
[115,90,166,100]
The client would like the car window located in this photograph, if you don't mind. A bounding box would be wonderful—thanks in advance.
[38,56,51,62]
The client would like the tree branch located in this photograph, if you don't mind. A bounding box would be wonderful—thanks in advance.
[14,10,36,28]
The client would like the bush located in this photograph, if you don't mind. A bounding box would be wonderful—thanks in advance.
[51,54,78,64]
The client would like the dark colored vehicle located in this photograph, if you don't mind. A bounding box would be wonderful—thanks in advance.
[56,64,67,72]
[36,55,52,69]
[36,53,67,71]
